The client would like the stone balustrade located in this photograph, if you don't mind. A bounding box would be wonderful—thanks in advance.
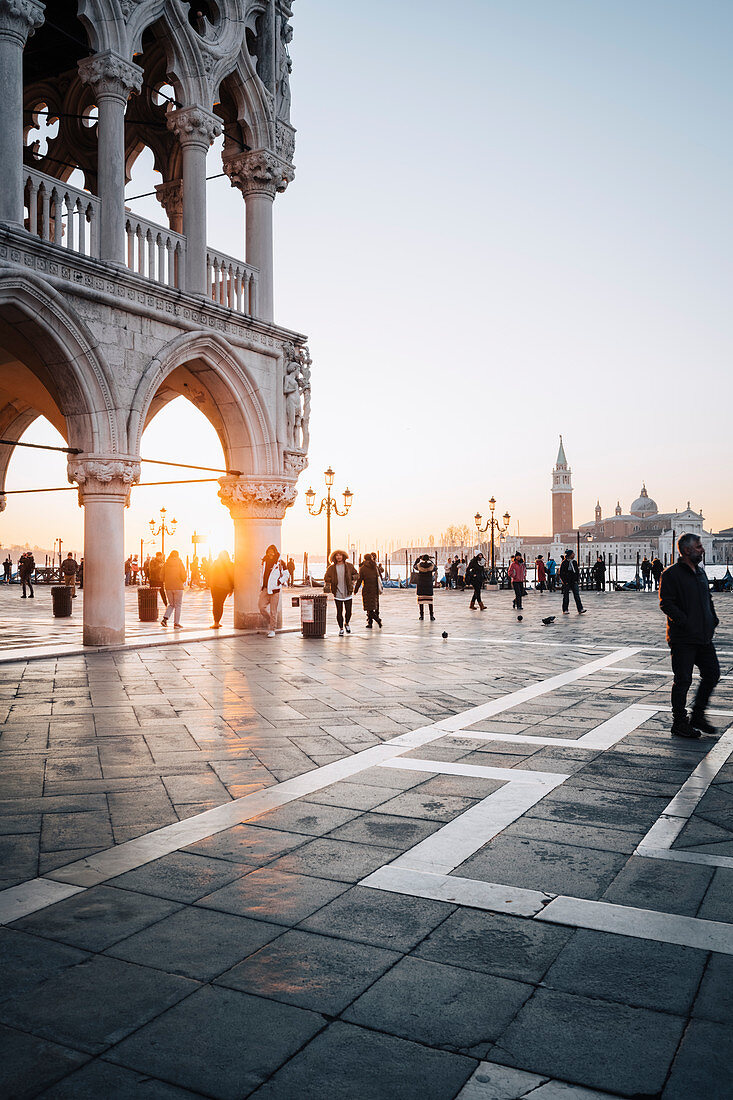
[23,167,100,258]
[124,210,185,290]
[206,247,258,315]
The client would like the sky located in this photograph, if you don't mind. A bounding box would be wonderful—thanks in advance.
[3,0,733,561]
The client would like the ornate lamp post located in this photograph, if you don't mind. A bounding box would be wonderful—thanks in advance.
[475,497,510,585]
[149,507,177,557]
[305,467,353,564]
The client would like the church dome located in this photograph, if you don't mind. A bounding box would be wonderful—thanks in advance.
[630,484,658,517]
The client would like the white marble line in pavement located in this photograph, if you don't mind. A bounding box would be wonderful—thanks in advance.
[635,725,733,869]
[0,644,649,925]
[379,757,568,785]
[450,705,658,750]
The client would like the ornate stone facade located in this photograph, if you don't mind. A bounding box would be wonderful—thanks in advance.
[223,149,295,198]
[68,455,141,505]
[218,476,298,520]
[78,51,143,101]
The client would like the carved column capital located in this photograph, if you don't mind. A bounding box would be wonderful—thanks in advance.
[0,0,44,45]
[78,51,143,102]
[223,149,295,199]
[155,179,183,221]
[0,492,6,513]
[68,454,140,506]
[167,106,222,149]
[218,476,297,520]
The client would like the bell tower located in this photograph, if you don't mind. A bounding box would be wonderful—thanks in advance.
[551,436,573,537]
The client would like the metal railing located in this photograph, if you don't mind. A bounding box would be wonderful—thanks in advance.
[23,167,100,258]
[124,211,185,290]
[206,247,257,315]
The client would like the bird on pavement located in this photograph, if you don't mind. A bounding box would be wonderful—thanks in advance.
[542,616,556,625]
[441,631,448,639]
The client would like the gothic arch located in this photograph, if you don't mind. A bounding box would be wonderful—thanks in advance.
[128,329,277,476]
[0,273,120,456]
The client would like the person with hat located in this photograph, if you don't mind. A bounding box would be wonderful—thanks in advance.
[415,555,436,621]
[324,549,358,635]
[465,552,487,610]
[559,549,586,615]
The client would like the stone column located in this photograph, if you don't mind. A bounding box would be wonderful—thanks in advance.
[78,52,143,263]
[0,0,44,225]
[218,477,297,630]
[167,107,221,295]
[222,150,294,322]
[68,455,140,646]
[155,179,184,234]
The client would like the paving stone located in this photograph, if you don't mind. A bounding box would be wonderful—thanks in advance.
[109,852,246,903]
[246,801,362,836]
[542,928,707,1014]
[197,867,350,925]
[299,885,455,951]
[343,955,532,1055]
[0,928,88,1004]
[181,822,308,866]
[692,953,733,1024]
[457,835,626,900]
[11,885,181,951]
[602,855,714,916]
[697,868,733,921]
[0,1023,90,1099]
[301,781,399,811]
[491,988,685,1096]
[107,985,325,1099]
[0,833,40,888]
[268,837,393,883]
[40,1059,202,1098]
[106,906,283,981]
[327,811,442,851]
[250,1021,475,1100]
[217,928,400,1015]
[375,788,480,822]
[663,1018,733,1100]
[0,955,197,1055]
[504,816,640,854]
[413,909,572,983]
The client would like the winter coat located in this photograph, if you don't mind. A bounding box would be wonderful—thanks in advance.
[659,560,718,645]
[508,561,526,584]
[415,560,435,599]
[354,559,381,611]
[210,557,235,594]
[261,559,286,594]
[535,559,546,581]
[164,556,187,591]
[559,558,579,586]
[324,561,358,598]
[465,556,485,585]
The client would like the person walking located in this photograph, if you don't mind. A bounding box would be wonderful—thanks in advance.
[287,557,296,586]
[546,556,557,592]
[450,558,459,590]
[466,552,486,610]
[508,553,527,611]
[259,544,286,637]
[60,552,78,597]
[457,558,467,590]
[444,557,453,588]
[19,552,34,598]
[651,555,663,590]
[148,551,166,605]
[659,533,720,739]
[355,553,382,628]
[324,549,358,635]
[641,555,653,591]
[535,555,547,593]
[160,550,187,628]
[415,554,436,621]
[560,549,586,614]
[209,550,234,628]
[593,556,606,592]
[3,555,11,583]
[124,557,132,586]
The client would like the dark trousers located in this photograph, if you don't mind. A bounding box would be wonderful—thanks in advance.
[469,582,484,608]
[21,575,33,597]
[670,642,720,719]
[562,582,583,612]
[512,581,524,609]
[211,587,228,625]
[335,599,352,628]
[547,575,556,591]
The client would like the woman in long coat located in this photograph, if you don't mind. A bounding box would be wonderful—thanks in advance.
[415,554,436,621]
[354,553,382,629]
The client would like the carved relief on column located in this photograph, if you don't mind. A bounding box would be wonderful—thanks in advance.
[222,149,295,199]
[166,106,222,149]
[68,454,141,506]
[0,0,44,45]
[0,492,6,513]
[282,341,311,455]
[155,179,183,233]
[78,51,143,103]
[218,476,297,520]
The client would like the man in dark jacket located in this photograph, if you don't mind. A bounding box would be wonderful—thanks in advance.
[659,533,720,739]
[19,552,34,598]
[466,553,486,610]
[559,550,586,614]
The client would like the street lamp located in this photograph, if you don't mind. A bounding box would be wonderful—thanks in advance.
[305,467,353,563]
[475,497,511,585]
[149,507,177,557]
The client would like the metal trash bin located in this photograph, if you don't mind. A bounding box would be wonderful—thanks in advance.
[300,594,327,637]
[137,586,159,622]
[51,585,72,618]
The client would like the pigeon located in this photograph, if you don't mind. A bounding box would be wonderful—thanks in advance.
[542,616,556,625]
[517,615,523,622]
[441,631,448,639]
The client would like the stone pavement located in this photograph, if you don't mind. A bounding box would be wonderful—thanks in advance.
[0,585,732,1099]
